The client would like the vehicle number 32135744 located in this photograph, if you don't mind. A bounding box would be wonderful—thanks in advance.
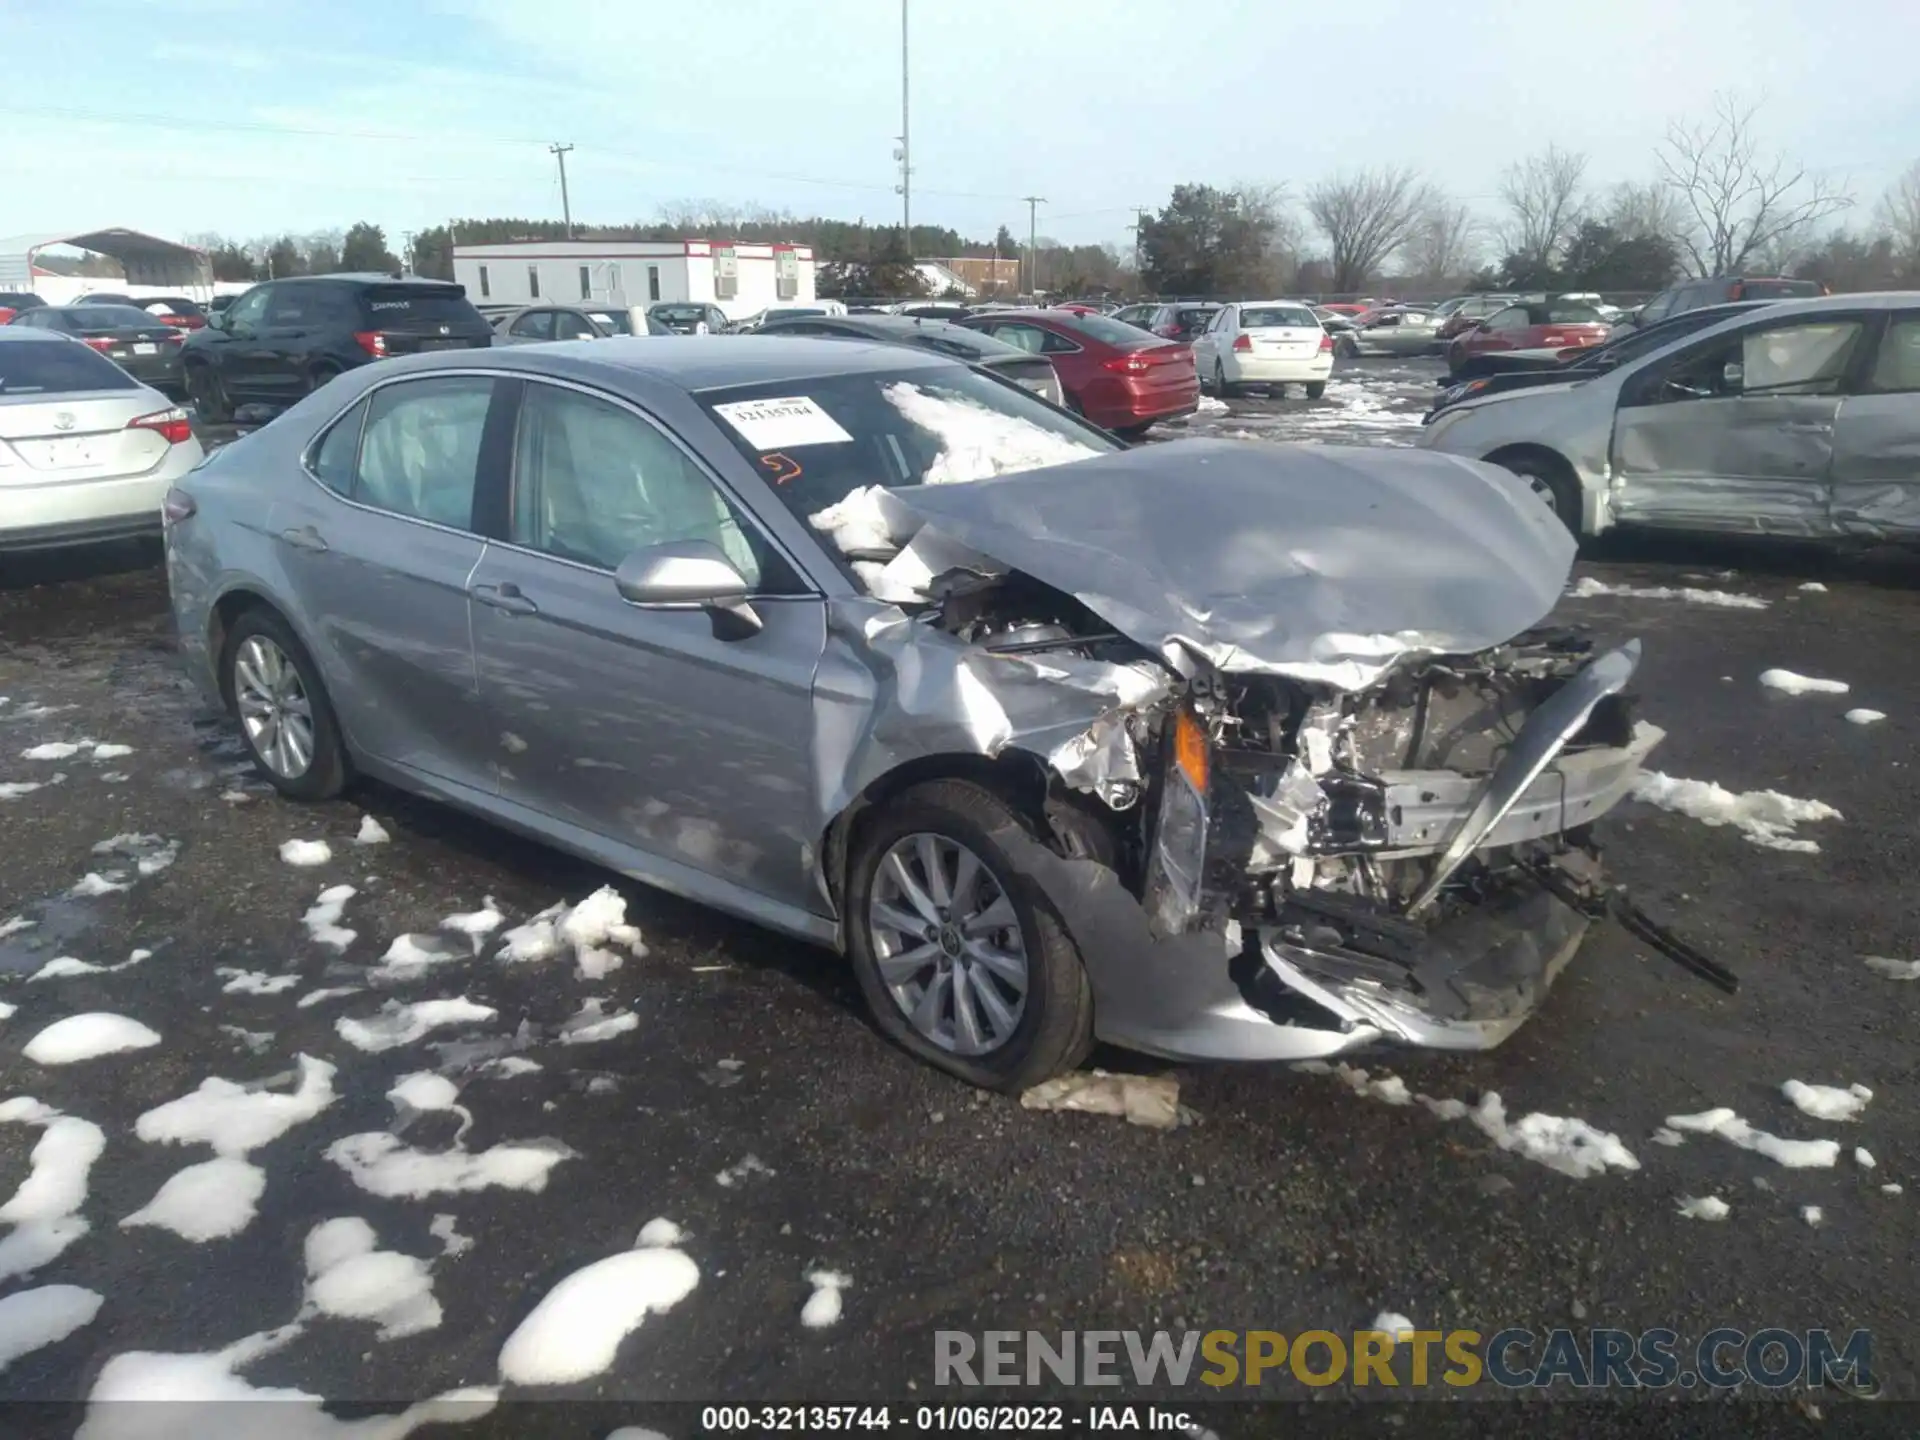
[699,1406,1071,1431]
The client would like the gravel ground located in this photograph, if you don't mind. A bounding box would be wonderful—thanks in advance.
[1,356,1916,1432]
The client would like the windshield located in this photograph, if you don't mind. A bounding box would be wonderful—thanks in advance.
[699,365,1117,590]
[651,305,709,323]
[68,306,162,330]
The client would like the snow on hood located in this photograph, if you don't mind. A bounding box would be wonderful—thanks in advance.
[887,438,1577,689]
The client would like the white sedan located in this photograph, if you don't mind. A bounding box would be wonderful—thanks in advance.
[1190,301,1334,398]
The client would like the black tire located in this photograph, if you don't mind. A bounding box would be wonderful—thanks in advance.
[1114,422,1152,441]
[185,362,232,425]
[220,607,349,801]
[1336,336,1358,359]
[307,363,342,394]
[1303,381,1327,400]
[1213,361,1237,398]
[845,779,1095,1091]
[1495,452,1581,536]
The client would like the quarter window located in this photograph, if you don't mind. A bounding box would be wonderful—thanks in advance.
[353,375,493,529]
[1486,306,1530,332]
[310,397,368,493]
[509,382,787,588]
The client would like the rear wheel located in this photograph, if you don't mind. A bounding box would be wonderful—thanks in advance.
[1494,451,1581,536]
[307,362,342,394]
[186,362,232,424]
[845,780,1095,1091]
[1114,422,1152,440]
[221,608,348,801]
[1303,381,1327,400]
[1213,360,1237,398]
[1335,336,1358,359]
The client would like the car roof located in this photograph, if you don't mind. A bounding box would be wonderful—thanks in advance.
[271,273,456,288]
[1728,290,1917,314]
[368,334,957,391]
[0,326,73,343]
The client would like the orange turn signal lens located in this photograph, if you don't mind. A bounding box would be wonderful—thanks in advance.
[1172,708,1210,793]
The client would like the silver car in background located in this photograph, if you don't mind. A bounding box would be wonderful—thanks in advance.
[1419,292,1920,540]
[164,336,1666,1089]
[1,328,204,552]
[492,305,670,343]
[1337,306,1443,358]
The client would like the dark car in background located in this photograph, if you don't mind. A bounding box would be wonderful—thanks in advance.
[1146,302,1220,342]
[0,292,47,325]
[1616,275,1826,332]
[648,302,731,335]
[961,308,1198,434]
[757,311,1065,405]
[893,303,974,322]
[179,274,493,422]
[7,304,188,396]
[133,295,211,332]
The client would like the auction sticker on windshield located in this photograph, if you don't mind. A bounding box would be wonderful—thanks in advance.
[712,395,853,449]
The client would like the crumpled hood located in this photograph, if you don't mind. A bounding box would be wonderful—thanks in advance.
[888,438,1576,689]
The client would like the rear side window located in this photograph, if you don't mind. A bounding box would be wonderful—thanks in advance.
[354,376,494,529]
[1866,318,1920,394]
[360,286,486,330]
[0,339,139,394]
[1054,312,1162,347]
[309,397,368,493]
[1241,307,1318,328]
[1739,280,1822,301]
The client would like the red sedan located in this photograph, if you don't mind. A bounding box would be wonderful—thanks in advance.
[1446,301,1610,374]
[961,308,1198,436]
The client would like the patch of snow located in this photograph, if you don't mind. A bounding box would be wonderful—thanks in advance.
[800,1269,851,1329]
[1855,1147,1876,1169]
[327,1132,576,1198]
[1651,1127,1687,1147]
[501,887,645,980]
[635,1218,684,1248]
[884,379,1103,484]
[430,1213,474,1257]
[219,788,251,803]
[0,915,34,940]
[136,1054,338,1157]
[355,815,391,845]
[1020,1070,1183,1128]
[337,997,497,1053]
[714,1154,775,1188]
[1882,1182,1903,1195]
[28,948,150,982]
[1665,1107,1839,1168]
[0,779,55,800]
[119,1158,267,1242]
[1798,581,1828,592]
[441,900,504,951]
[219,1025,276,1055]
[296,985,364,1008]
[388,1072,473,1143]
[1677,1195,1730,1221]
[558,997,638,1046]
[1782,1080,1871,1122]
[69,871,131,897]
[0,1001,14,1020]
[1195,394,1230,414]
[22,741,87,761]
[1368,1312,1416,1339]
[89,743,132,760]
[367,933,469,986]
[1862,955,1920,980]
[1759,668,1850,696]
[479,1056,542,1079]
[0,1216,89,1284]
[0,1105,106,1223]
[23,1012,160,1065]
[1630,771,1841,853]
[1801,1205,1823,1226]
[279,839,332,868]
[1845,708,1887,725]
[215,968,301,996]
[302,884,358,951]
[497,1237,700,1385]
[1565,576,1768,610]
[92,833,180,876]
[303,1217,442,1340]
[0,1284,103,1371]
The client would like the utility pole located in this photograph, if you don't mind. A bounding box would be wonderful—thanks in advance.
[549,143,575,239]
[1129,207,1150,280]
[1022,195,1046,298]
[894,1,912,258]
[400,230,416,275]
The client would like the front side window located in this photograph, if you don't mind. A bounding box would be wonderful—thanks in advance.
[510,311,555,340]
[1866,317,1920,394]
[1648,320,1865,403]
[225,288,271,329]
[354,375,493,528]
[510,381,784,587]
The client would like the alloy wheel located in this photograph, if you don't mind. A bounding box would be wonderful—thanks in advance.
[234,635,315,779]
[866,832,1029,1056]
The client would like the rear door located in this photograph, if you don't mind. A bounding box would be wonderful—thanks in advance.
[251,286,323,400]
[210,285,276,401]
[1609,315,1867,536]
[465,377,826,913]
[1829,311,1920,537]
[361,284,493,355]
[267,372,505,790]
[1239,303,1324,361]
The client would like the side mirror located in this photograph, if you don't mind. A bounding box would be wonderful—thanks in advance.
[1721,361,1744,391]
[614,539,761,638]
[206,312,227,331]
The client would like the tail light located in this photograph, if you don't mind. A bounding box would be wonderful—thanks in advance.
[1103,352,1154,375]
[1152,323,1178,338]
[82,336,116,352]
[0,308,15,324]
[1318,333,1334,354]
[353,331,390,358]
[128,406,194,445]
[162,488,197,524]
[161,333,186,347]
[1232,334,1253,353]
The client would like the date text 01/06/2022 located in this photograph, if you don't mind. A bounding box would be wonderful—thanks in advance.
[698,1405,1195,1431]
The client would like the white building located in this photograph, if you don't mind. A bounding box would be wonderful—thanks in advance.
[450,239,815,322]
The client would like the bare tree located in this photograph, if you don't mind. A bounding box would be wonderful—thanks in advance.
[1874,158,1920,267]
[1601,180,1689,245]
[1656,93,1854,276]
[1499,145,1588,266]
[1304,168,1431,293]
[1402,197,1482,282]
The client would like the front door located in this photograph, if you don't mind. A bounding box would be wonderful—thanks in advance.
[1608,316,1865,536]
[209,285,275,402]
[268,373,503,792]
[466,377,827,913]
[1830,312,1920,538]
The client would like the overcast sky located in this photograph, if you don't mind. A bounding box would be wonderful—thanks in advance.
[4,0,1915,252]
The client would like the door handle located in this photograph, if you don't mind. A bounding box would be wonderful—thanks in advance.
[1778,421,1833,433]
[278,525,329,552]
[470,582,539,616]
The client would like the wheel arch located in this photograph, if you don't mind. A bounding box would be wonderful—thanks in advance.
[1481,442,1588,533]
[206,582,329,713]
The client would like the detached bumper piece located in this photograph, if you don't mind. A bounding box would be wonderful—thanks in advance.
[1524,859,1739,995]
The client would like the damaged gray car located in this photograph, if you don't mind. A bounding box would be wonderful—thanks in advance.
[163,336,1687,1090]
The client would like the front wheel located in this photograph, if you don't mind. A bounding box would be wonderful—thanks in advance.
[222,608,349,801]
[1213,361,1237,398]
[1303,381,1327,400]
[185,363,232,424]
[1496,453,1581,536]
[845,780,1095,1091]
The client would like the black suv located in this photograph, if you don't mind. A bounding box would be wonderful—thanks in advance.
[1623,275,1826,331]
[180,274,492,421]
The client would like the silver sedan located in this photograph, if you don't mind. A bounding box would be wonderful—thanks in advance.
[163,336,1665,1088]
[1338,306,1443,357]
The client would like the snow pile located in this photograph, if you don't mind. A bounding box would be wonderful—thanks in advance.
[1677,1195,1730,1221]
[800,1269,851,1329]
[136,1054,338,1157]
[1802,1205,1823,1226]
[1665,1108,1839,1168]
[216,968,301,996]
[92,833,180,876]
[303,1217,442,1340]
[0,1098,105,1283]
[1845,708,1887,725]
[21,739,129,762]
[1759,668,1850,696]
[388,1072,474,1142]
[120,1158,267,1243]
[882,380,1101,484]
[496,1220,699,1385]
[1368,1312,1417,1340]
[1856,1147,1876,1169]
[441,900,504,952]
[23,1012,161,1065]
[279,839,332,868]
[1782,1080,1871,1122]
[1863,955,1920,981]
[499,887,646,980]
[714,1154,776,1188]
[355,815,390,845]
[0,1284,104,1372]
[296,986,364,1008]
[1799,581,1828,592]
[559,997,638,1046]
[302,884,357,951]
[28,948,150,982]
[367,933,470,986]
[327,1128,575,1199]
[0,914,34,939]
[1630,771,1841,853]
[430,1214,474,1258]
[69,871,131,898]
[1195,394,1230,414]
[0,776,66,800]
[1565,576,1768,610]
[336,997,497,1053]
[808,485,902,556]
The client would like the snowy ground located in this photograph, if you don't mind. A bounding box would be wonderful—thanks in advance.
[2,375,1919,1426]
[1151,354,1438,449]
